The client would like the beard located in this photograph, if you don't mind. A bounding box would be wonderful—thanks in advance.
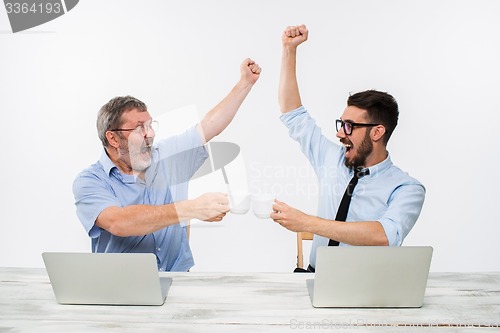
[130,148,152,172]
[344,130,373,168]
[118,139,152,172]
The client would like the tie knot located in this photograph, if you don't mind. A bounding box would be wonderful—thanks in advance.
[354,167,370,179]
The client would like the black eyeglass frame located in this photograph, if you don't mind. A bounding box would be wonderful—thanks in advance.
[335,119,380,135]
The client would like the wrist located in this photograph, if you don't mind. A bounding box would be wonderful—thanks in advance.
[282,45,298,56]
[172,200,194,222]
[235,78,255,91]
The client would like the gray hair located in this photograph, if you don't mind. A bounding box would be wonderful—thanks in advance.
[96,96,147,147]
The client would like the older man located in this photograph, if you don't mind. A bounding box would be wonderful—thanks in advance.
[74,59,261,271]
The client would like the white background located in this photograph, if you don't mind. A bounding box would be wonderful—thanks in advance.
[1,0,499,272]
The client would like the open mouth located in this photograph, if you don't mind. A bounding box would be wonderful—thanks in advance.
[342,141,353,157]
[140,145,152,155]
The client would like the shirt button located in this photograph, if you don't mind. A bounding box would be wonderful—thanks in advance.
[157,248,161,252]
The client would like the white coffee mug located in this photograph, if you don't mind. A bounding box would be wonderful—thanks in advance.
[229,192,251,214]
[252,194,275,219]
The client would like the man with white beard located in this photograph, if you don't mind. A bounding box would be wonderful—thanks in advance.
[73,58,261,272]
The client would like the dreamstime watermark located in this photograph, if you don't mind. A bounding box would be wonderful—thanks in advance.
[289,319,363,330]
[3,0,79,33]
[289,318,500,330]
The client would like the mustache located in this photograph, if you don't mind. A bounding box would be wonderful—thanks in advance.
[340,138,352,146]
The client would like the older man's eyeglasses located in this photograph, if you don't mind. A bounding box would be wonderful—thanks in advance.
[109,120,159,136]
[335,119,379,135]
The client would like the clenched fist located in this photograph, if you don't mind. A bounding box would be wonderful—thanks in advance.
[241,58,261,85]
[282,24,309,49]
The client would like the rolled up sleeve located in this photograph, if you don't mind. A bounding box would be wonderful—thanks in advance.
[73,172,121,238]
[378,183,426,246]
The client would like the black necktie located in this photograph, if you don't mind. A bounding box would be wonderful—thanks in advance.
[328,167,370,246]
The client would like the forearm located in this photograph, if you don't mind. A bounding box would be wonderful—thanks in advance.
[279,47,302,113]
[96,193,229,237]
[96,204,183,237]
[199,79,254,143]
[305,216,389,246]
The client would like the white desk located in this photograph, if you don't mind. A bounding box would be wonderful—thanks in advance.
[1,268,499,332]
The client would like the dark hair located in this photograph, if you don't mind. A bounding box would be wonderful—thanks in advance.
[96,96,147,147]
[347,90,399,144]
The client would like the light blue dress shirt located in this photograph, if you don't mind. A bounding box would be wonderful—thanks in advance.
[73,125,208,272]
[281,106,426,268]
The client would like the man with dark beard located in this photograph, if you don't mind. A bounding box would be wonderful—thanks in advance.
[271,25,425,272]
[73,58,261,272]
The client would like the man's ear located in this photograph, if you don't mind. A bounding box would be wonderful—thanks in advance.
[105,131,120,149]
[371,125,386,142]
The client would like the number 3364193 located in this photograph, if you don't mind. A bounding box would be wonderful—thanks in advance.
[5,2,62,14]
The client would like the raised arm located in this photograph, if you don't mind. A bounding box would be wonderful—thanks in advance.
[198,58,261,143]
[279,25,309,113]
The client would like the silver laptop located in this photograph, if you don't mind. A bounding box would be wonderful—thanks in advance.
[42,252,172,306]
[307,246,433,308]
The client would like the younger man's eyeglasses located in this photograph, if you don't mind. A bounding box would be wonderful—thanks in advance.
[335,119,379,135]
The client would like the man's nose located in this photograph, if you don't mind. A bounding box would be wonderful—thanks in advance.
[144,125,155,138]
[336,126,346,139]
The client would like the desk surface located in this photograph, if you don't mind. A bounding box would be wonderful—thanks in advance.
[1,268,499,332]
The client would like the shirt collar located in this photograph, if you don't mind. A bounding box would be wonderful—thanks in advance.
[99,148,149,185]
[99,149,118,177]
[365,152,393,178]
